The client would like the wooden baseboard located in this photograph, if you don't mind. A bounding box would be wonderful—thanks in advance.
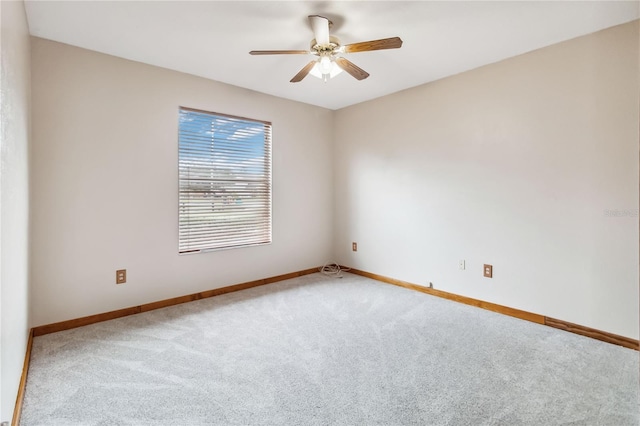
[347,268,545,324]
[347,267,639,351]
[12,328,33,426]
[545,317,639,350]
[32,267,320,337]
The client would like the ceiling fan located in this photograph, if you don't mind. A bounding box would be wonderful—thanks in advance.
[249,15,403,83]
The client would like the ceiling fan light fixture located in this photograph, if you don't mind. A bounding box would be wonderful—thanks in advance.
[309,57,343,82]
[320,56,332,73]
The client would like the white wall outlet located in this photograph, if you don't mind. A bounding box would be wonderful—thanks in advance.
[459,259,465,270]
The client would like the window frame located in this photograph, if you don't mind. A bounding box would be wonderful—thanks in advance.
[178,106,272,254]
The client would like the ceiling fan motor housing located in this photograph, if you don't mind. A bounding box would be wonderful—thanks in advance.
[311,36,341,54]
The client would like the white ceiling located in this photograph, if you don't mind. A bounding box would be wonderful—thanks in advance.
[24,1,639,110]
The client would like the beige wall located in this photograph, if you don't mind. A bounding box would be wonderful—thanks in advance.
[334,21,639,339]
[0,0,31,420]
[30,38,334,326]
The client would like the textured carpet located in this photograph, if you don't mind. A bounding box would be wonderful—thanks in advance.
[21,273,638,425]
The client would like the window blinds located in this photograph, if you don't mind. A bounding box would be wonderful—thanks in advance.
[178,107,272,253]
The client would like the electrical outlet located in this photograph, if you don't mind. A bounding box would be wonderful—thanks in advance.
[352,242,357,252]
[459,260,465,270]
[483,264,493,278]
[116,269,127,284]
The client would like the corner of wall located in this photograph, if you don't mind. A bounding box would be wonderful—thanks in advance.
[0,0,32,421]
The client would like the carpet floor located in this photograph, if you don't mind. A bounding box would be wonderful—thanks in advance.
[21,273,639,425]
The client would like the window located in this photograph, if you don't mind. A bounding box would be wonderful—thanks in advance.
[178,107,272,253]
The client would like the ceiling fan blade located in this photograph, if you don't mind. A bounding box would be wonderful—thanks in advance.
[343,37,403,53]
[249,50,309,55]
[309,15,330,46]
[335,58,369,80]
[290,61,317,83]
